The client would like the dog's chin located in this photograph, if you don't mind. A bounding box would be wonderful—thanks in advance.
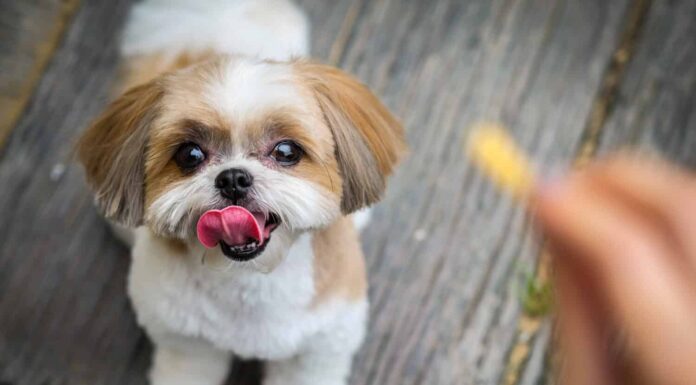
[214,224,297,274]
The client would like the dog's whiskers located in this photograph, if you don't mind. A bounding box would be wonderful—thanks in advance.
[200,248,208,265]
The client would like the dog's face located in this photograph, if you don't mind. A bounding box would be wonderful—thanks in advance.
[78,57,404,267]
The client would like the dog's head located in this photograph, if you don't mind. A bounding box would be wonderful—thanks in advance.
[77,57,405,267]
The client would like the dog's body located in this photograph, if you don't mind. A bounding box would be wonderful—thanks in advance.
[77,1,404,384]
[130,222,367,385]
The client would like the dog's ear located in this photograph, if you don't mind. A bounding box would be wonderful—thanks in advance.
[295,61,406,213]
[76,80,163,226]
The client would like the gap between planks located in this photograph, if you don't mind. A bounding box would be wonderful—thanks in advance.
[0,0,81,152]
[501,0,654,384]
[327,0,364,66]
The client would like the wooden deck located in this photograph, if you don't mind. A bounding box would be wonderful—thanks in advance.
[1,0,694,384]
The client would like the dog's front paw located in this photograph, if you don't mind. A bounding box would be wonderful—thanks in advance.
[264,352,354,385]
[149,340,231,385]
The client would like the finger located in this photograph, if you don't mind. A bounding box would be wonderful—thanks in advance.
[534,175,696,385]
[552,244,616,385]
[588,155,696,265]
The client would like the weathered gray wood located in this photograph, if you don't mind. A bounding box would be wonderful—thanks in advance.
[295,0,361,64]
[339,1,632,384]
[598,0,696,167]
[1,0,693,385]
[0,0,80,148]
[0,2,148,385]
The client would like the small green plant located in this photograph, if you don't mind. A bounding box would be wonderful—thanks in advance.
[520,272,553,317]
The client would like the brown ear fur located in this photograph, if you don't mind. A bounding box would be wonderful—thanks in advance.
[296,61,406,213]
[76,80,163,226]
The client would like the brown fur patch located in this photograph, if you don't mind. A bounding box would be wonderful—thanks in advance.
[144,161,187,210]
[163,237,189,254]
[249,108,319,149]
[311,216,367,306]
[76,80,164,226]
[294,61,407,213]
[120,50,218,91]
[290,152,342,196]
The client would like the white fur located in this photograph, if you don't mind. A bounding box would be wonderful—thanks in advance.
[122,0,309,61]
[121,2,367,385]
[351,208,372,232]
[206,61,304,125]
[130,229,367,384]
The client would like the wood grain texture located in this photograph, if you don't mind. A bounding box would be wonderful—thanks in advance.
[296,0,362,65]
[0,2,147,385]
[0,0,80,149]
[598,0,696,167]
[0,0,693,385]
[509,2,654,383]
[337,1,631,384]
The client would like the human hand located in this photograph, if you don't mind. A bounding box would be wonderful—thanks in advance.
[533,155,696,385]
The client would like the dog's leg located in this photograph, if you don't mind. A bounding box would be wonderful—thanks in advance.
[149,333,231,385]
[264,350,355,385]
[264,301,367,385]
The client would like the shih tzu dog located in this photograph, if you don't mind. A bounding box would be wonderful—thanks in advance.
[76,0,405,384]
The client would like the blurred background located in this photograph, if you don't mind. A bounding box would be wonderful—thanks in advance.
[0,0,694,384]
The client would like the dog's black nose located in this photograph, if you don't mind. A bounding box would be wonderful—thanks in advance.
[215,168,253,202]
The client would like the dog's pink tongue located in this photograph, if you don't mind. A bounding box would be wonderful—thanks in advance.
[197,206,266,248]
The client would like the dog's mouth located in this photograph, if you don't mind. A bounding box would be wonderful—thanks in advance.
[219,213,280,261]
[197,207,281,262]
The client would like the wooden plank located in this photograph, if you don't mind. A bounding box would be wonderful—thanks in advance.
[0,0,80,149]
[512,2,696,383]
[505,2,654,383]
[295,0,363,65]
[0,2,145,385]
[598,0,696,167]
[333,1,633,384]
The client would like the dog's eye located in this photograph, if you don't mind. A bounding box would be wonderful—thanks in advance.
[174,142,206,170]
[270,140,303,166]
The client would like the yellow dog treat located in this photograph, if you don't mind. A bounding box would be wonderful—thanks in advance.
[466,122,535,199]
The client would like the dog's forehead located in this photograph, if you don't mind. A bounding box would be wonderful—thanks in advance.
[160,59,325,149]
[205,60,307,123]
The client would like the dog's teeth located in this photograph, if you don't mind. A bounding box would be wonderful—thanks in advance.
[226,241,258,254]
